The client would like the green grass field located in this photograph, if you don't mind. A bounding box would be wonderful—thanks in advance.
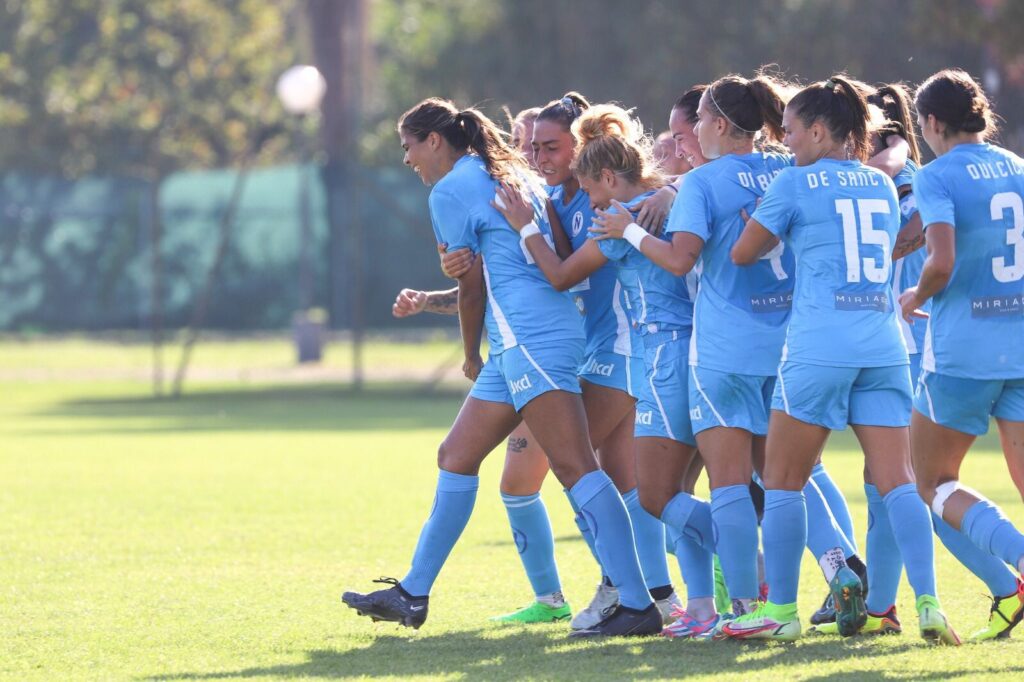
[3,337,1024,681]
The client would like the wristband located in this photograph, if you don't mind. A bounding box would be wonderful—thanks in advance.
[623,222,649,250]
[519,221,541,241]
[665,183,679,194]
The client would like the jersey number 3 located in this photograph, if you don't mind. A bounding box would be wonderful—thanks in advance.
[991,192,1024,283]
[835,198,892,284]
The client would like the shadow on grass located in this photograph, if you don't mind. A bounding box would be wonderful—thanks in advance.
[144,626,1017,681]
[29,383,469,435]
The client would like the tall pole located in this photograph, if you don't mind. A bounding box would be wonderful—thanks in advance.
[308,0,367,389]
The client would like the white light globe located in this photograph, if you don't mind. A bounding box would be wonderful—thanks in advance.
[276,65,327,114]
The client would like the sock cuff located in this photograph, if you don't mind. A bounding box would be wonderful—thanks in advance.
[622,487,640,505]
[437,469,479,493]
[882,482,918,504]
[863,482,882,501]
[501,492,541,508]
[961,498,991,534]
[710,484,751,507]
[569,470,614,509]
[764,488,804,510]
[661,491,699,529]
[810,463,826,476]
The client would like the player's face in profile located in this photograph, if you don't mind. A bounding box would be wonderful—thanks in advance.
[694,92,723,160]
[400,130,441,185]
[578,170,613,210]
[670,106,703,169]
[782,106,814,166]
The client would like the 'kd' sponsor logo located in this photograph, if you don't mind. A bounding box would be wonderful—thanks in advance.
[583,358,615,377]
[689,405,703,421]
[509,374,533,394]
[635,410,653,426]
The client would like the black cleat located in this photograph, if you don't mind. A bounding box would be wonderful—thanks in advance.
[342,577,429,629]
[568,603,663,639]
[810,556,869,626]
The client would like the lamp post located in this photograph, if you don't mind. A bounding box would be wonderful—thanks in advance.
[276,65,326,363]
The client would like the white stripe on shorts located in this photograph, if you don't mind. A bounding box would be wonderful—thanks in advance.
[920,371,937,422]
[777,364,791,414]
[519,345,560,391]
[649,343,676,441]
[690,366,727,427]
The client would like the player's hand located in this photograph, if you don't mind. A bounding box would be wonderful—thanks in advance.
[590,200,633,241]
[392,288,428,318]
[491,182,535,231]
[898,287,929,323]
[462,353,484,381]
[634,185,675,235]
[438,243,474,279]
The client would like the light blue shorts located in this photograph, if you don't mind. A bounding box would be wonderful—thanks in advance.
[689,366,775,436]
[909,353,922,386]
[578,349,645,399]
[634,331,696,446]
[470,339,584,412]
[914,372,1024,436]
[772,362,912,431]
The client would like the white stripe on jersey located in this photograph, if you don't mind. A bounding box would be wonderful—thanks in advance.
[483,261,518,350]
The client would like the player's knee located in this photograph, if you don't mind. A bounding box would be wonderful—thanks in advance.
[436,439,475,474]
[638,486,669,519]
[928,480,961,517]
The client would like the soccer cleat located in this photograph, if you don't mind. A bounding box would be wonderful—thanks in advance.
[489,600,572,624]
[342,577,428,629]
[662,607,720,639]
[570,583,619,630]
[809,605,902,636]
[721,601,801,641]
[655,590,683,625]
[917,595,961,646]
[713,556,732,615]
[969,578,1024,641]
[811,557,868,625]
[568,603,663,639]
[829,566,867,637]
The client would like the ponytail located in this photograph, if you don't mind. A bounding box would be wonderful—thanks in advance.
[788,74,872,161]
[399,98,529,184]
[868,83,921,164]
[571,104,664,190]
[705,69,793,144]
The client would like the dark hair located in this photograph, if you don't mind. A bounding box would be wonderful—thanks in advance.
[399,97,529,184]
[673,84,707,125]
[536,91,591,131]
[866,82,921,163]
[788,75,872,161]
[915,69,997,139]
[705,71,790,143]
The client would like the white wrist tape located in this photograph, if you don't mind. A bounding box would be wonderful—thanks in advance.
[519,221,541,241]
[623,222,649,250]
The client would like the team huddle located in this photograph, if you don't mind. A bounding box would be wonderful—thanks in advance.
[342,67,1024,645]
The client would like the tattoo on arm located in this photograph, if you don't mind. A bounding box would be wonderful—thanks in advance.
[423,288,459,315]
[893,233,926,260]
[507,436,529,453]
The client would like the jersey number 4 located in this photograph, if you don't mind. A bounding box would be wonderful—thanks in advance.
[835,198,891,284]
[991,192,1024,283]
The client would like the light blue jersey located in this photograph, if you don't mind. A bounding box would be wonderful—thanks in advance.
[550,184,639,359]
[668,152,794,375]
[753,159,907,367]
[891,159,928,355]
[429,155,584,353]
[594,191,696,337]
[913,144,1024,379]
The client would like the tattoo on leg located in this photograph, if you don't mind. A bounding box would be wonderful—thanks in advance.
[508,437,528,453]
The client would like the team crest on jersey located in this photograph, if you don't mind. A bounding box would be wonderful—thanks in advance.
[571,211,584,237]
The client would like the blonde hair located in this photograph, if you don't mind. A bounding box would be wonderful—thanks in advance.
[570,104,664,190]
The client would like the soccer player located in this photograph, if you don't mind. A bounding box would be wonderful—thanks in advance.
[723,75,958,644]
[492,103,717,638]
[342,98,662,639]
[899,68,1024,641]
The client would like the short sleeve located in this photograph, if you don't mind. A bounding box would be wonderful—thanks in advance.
[666,174,712,240]
[912,166,955,230]
[593,236,630,262]
[428,189,480,251]
[751,170,797,239]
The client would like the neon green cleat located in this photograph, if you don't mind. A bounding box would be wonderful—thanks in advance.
[713,555,731,615]
[490,601,572,624]
[809,605,901,636]
[969,579,1024,642]
[720,601,801,642]
[829,566,866,637]
[917,595,961,646]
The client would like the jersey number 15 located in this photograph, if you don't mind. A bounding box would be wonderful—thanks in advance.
[836,198,892,284]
